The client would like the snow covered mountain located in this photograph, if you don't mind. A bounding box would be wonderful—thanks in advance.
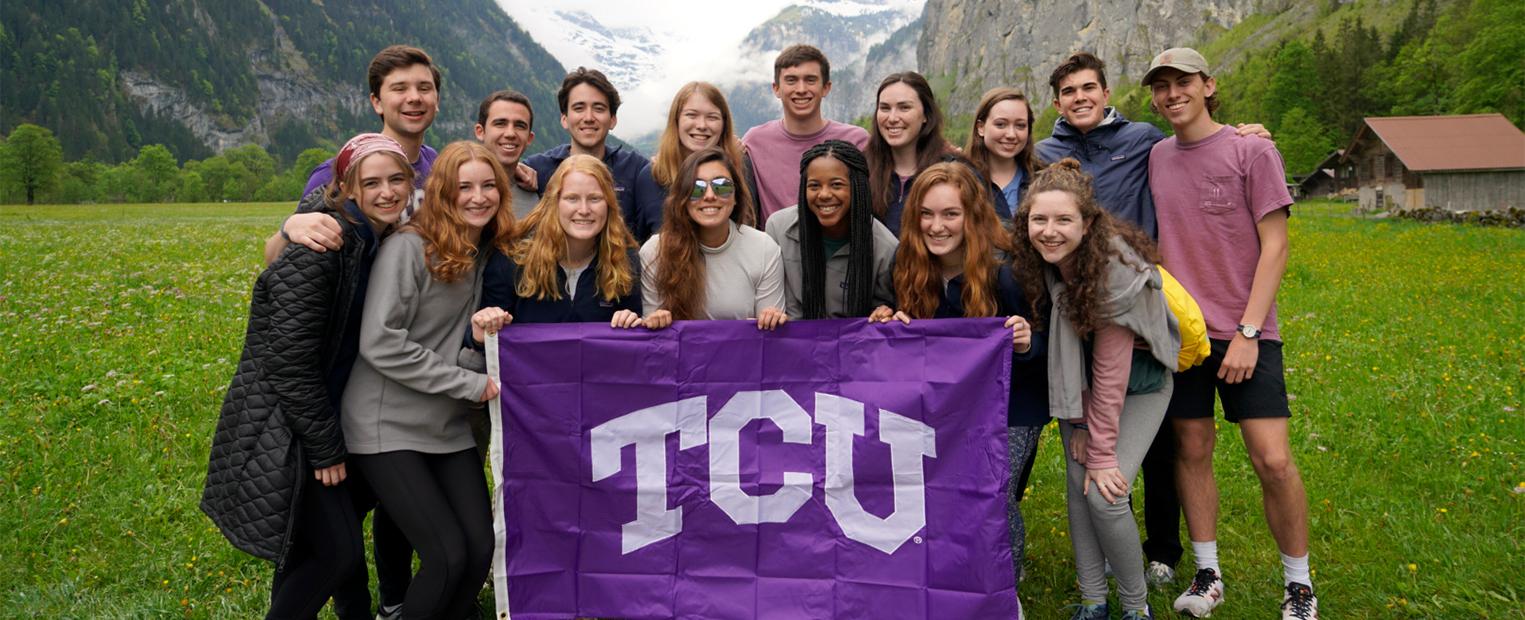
[497,0,923,153]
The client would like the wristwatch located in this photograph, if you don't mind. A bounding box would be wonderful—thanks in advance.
[1237,323,1261,339]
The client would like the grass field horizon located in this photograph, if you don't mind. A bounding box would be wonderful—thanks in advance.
[1,201,1520,618]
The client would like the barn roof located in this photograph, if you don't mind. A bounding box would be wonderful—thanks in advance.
[1354,114,1525,172]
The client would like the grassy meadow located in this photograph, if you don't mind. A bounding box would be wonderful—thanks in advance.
[0,201,1520,618]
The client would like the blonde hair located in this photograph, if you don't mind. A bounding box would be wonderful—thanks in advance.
[512,155,637,302]
[652,83,747,197]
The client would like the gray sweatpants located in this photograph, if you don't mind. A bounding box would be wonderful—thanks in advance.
[1059,376,1173,610]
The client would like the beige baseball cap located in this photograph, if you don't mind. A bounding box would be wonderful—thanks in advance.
[1142,48,1211,85]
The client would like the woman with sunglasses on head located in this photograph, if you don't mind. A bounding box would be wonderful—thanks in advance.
[204,134,412,620]
[646,81,759,218]
[1010,159,1180,620]
[967,87,1042,223]
[866,71,960,238]
[764,139,896,320]
[640,147,785,330]
[868,162,1047,608]
[342,141,516,620]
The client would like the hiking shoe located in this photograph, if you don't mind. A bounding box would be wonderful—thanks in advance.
[1281,582,1318,619]
[375,603,403,620]
[1067,601,1109,620]
[1173,568,1225,617]
[1146,561,1176,588]
[1121,606,1154,620]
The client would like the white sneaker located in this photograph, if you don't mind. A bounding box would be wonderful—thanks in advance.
[1173,568,1225,617]
[1146,561,1175,588]
[1281,582,1318,619]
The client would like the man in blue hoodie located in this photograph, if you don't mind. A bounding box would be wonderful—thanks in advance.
[524,67,665,242]
[1035,52,1166,238]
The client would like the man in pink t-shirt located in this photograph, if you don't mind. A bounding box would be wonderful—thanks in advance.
[1145,48,1318,620]
[741,44,869,225]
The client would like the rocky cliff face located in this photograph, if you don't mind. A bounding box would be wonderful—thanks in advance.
[917,0,1291,118]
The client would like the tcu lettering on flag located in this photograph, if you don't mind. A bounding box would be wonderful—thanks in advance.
[486,319,1019,620]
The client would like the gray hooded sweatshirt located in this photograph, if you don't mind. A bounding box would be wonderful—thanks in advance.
[1045,238,1181,421]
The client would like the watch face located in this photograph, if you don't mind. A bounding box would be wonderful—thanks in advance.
[1240,325,1258,338]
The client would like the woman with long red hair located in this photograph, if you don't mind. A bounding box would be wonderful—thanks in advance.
[342,141,515,619]
[869,161,1047,609]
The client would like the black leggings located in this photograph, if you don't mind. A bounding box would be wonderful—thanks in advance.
[354,449,492,620]
[328,471,415,618]
[268,476,364,620]
[1140,418,1184,567]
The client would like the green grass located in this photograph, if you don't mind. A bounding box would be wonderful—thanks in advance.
[1,201,1521,618]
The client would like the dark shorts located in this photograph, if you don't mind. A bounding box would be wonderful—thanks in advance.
[1166,338,1290,422]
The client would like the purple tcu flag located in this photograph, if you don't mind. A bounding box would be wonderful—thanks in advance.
[485,318,1018,619]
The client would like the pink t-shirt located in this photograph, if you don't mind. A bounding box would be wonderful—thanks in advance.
[1149,126,1293,341]
[742,119,870,224]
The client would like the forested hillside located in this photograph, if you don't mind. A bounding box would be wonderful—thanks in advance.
[1085,0,1523,178]
[0,0,568,165]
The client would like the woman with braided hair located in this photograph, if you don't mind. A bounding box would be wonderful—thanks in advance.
[764,139,896,319]
[869,161,1047,609]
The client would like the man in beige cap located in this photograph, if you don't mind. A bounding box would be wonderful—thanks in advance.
[1144,47,1317,620]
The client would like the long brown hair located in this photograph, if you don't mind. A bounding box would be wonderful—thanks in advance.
[866,72,951,219]
[965,87,1039,187]
[409,141,516,283]
[893,162,1005,318]
[1009,158,1159,336]
[652,82,747,201]
[512,154,637,302]
[653,147,752,320]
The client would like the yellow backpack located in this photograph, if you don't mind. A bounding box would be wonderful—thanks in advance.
[1158,266,1211,371]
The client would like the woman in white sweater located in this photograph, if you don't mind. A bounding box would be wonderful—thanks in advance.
[639,146,786,330]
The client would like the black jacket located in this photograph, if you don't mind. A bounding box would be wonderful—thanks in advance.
[201,198,371,565]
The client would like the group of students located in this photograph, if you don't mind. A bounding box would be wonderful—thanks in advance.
[202,42,1316,620]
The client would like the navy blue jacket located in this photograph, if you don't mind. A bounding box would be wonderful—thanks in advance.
[525,144,664,244]
[1036,108,1165,238]
[936,264,1049,427]
[985,170,1029,223]
[480,247,643,324]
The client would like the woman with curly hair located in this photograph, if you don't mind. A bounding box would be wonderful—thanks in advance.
[203,133,413,619]
[342,141,515,619]
[965,87,1041,223]
[764,139,896,319]
[639,147,786,330]
[868,161,1046,602]
[1010,158,1181,620]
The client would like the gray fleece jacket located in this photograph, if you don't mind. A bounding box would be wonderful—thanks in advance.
[342,230,489,454]
[764,205,898,319]
[1045,238,1181,421]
